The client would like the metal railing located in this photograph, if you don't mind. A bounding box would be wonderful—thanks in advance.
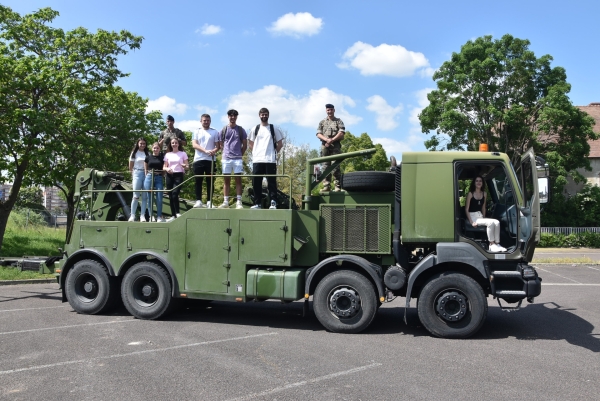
[541,227,600,235]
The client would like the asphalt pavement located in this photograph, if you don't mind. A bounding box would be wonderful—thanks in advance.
[0,264,599,401]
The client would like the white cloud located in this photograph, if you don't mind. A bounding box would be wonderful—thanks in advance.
[337,41,431,77]
[372,137,414,156]
[222,85,361,129]
[268,12,323,38]
[196,24,221,35]
[366,95,403,131]
[409,88,434,125]
[146,96,188,115]
[176,120,201,133]
[195,104,218,117]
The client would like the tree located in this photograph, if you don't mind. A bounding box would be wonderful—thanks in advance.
[340,132,389,172]
[15,186,42,208]
[419,34,597,191]
[0,6,157,249]
[277,132,319,204]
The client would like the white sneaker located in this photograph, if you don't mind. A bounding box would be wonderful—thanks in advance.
[218,202,229,209]
[497,245,507,252]
[176,213,182,218]
[128,215,135,222]
[206,201,213,209]
[166,216,176,222]
[157,217,166,223]
[236,200,243,209]
[250,204,261,209]
[489,244,499,252]
[140,215,147,222]
[193,200,203,208]
[269,200,277,210]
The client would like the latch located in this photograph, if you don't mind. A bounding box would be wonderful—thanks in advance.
[223,245,231,251]
[280,224,288,232]
[225,227,232,235]
[222,280,230,286]
[279,253,288,261]
[223,263,231,268]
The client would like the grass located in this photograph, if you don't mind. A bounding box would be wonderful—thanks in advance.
[0,223,65,257]
[0,265,49,280]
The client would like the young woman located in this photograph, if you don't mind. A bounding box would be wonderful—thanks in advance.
[163,138,189,221]
[144,142,165,222]
[128,138,149,222]
[465,175,507,252]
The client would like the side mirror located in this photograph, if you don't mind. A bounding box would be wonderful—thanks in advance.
[538,177,549,204]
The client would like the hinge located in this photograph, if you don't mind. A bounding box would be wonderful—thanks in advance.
[225,228,232,235]
[280,224,288,232]
[222,280,230,286]
[279,253,288,261]
[127,244,132,251]
[223,245,231,251]
[223,263,231,268]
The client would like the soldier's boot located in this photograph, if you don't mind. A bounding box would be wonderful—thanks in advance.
[333,180,342,192]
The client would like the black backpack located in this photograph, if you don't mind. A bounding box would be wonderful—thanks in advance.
[254,124,277,151]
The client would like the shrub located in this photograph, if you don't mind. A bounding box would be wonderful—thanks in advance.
[539,232,600,248]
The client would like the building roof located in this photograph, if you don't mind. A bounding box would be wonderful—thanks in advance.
[577,103,600,158]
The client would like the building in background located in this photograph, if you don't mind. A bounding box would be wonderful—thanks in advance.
[43,186,69,213]
[564,103,600,194]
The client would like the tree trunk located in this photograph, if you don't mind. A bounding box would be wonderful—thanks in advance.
[0,160,29,253]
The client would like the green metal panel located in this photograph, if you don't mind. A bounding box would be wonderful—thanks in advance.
[79,226,118,249]
[401,162,454,243]
[185,219,230,293]
[291,211,319,266]
[319,205,391,254]
[127,227,169,251]
[246,268,305,301]
[238,220,288,263]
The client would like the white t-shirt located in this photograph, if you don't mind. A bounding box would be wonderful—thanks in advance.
[192,128,220,162]
[129,151,146,170]
[248,124,283,163]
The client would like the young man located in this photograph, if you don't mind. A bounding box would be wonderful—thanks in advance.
[159,115,187,152]
[192,114,219,208]
[218,109,247,209]
[248,108,283,209]
[316,104,345,191]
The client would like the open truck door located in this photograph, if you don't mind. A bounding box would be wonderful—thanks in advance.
[516,148,540,262]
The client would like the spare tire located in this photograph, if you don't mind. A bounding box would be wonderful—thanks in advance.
[341,171,395,192]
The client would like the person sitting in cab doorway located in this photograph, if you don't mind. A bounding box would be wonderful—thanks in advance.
[248,108,283,209]
[466,175,507,252]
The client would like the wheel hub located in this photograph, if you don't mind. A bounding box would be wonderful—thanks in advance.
[329,287,360,318]
[436,291,468,322]
[83,281,97,294]
[142,284,156,297]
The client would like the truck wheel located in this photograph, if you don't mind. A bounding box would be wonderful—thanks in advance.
[341,171,395,192]
[417,273,487,338]
[313,270,377,333]
[121,262,173,320]
[66,259,117,315]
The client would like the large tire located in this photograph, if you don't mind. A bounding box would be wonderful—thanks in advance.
[121,261,173,320]
[341,171,395,192]
[417,272,487,339]
[65,259,118,315]
[313,270,378,334]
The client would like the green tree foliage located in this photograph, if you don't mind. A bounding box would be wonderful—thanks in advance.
[419,34,597,192]
[277,132,319,204]
[14,186,42,208]
[340,131,389,172]
[0,6,161,248]
[541,184,600,227]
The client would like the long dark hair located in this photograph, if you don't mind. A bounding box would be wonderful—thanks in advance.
[130,137,149,158]
[469,175,486,194]
[166,138,181,153]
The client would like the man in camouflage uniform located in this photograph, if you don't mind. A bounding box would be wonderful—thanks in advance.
[159,115,187,152]
[316,103,345,191]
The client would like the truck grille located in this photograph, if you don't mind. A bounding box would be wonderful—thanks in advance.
[320,205,390,254]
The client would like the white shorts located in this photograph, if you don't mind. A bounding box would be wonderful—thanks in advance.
[222,159,244,174]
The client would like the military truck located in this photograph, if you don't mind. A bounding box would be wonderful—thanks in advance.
[52,147,547,338]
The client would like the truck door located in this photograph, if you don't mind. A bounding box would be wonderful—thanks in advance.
[516,149,540,262]
[185,219,231,293]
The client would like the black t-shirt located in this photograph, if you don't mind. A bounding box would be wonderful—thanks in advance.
[468,192,485,212]
[145,153,164,171]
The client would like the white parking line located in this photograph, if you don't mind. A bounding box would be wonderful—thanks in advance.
[0,332,277,375]
[542,283,600,286]
[536,267,582,284]
[587,266,600,272]
[0,319,136,335]
[0,306,66,313]
[224,362,382,401]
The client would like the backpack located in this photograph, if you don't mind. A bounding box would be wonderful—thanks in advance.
[254,124,277,151]
[220,125,241,143]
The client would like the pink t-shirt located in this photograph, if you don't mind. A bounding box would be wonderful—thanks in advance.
[163,151,188,173]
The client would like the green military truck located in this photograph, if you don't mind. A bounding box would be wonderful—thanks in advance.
[52,148,547,338]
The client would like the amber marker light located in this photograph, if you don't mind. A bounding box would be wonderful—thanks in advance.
[235,298,243,302]
[180,294,187,297]
[479,143,489,152]
[55,269,61,273]
[380,296,385,302]
[305,294,309,299]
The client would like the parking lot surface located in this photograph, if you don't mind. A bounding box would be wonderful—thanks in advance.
[1,264,599,401]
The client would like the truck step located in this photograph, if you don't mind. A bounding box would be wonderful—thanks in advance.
[495,290,526,296]
[492,271,521,277]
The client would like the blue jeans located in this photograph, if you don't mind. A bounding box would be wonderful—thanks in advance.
[130,169,147,216]
[144,173,164,217]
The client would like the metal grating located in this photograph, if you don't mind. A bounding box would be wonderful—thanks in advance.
[395,165,401,203]
[320,205,390,254]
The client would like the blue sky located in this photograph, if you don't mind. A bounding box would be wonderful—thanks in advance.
[6,0,600,158]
